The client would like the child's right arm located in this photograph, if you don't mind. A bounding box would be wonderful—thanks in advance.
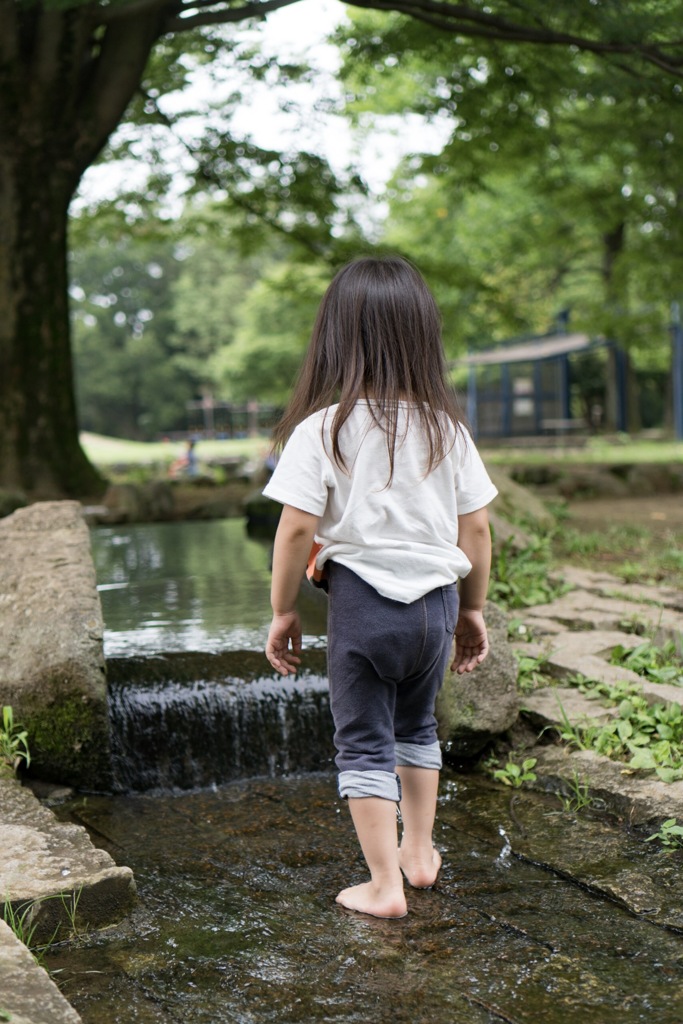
[266,503,320,677]
[452,506,492,674]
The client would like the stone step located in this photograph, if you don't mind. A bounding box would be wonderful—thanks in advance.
[529,744,683,827]
[0,919,82,1024]
[1,776,135,946]
[521,686,617,733]
[556,566,683,612]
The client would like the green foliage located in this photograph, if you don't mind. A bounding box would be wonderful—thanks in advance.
[337,4,683,369]
[2,888,82,965]
[214,262,330,404]
[492,757,538,788]
[488,535,569,610]
[645,818,683,849]
[558,772,595,813]
[1,707,30,775]
[610,641,683,687]
[559,677,683,783]
[514,650,551,694]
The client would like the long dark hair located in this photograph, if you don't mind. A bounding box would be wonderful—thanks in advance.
[272,255,464,479]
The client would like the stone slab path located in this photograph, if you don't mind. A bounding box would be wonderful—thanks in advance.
[516,565,683,823]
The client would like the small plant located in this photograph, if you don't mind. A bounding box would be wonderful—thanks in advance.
[558,771,594,812]
[645,818,683,849]
[507,617,532,642]
[492,757,537,788]
[559,679,683,783]
[3,899,41,951]
[0,706,30,774]
[488,535,569,610]
[515,650,551,693]
[3,888,82,964]
[610,640,683,688]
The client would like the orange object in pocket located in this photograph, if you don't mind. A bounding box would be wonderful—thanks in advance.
[306,542,328,591]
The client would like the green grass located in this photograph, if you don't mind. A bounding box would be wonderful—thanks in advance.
[482,436,683,467]
[552,523,683,589]
[82,431,683,470]
[80,432,268,467]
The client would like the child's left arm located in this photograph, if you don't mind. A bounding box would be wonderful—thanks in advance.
[266,503,320,676]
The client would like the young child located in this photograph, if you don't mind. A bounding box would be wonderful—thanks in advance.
[263,255,497,920]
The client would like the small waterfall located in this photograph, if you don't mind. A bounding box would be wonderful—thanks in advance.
[107,651,334,792]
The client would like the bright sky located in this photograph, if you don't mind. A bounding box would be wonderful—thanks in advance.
[76,0,449,214]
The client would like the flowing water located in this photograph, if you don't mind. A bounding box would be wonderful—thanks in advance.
[47,773,683,1024]
[43,521,683,1022]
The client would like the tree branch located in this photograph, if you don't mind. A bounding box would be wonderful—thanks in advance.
[164,0,303,33]
[344,0,683,77]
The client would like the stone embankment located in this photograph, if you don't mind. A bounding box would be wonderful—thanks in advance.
[0,502,111,789]
[0,502,134,1024]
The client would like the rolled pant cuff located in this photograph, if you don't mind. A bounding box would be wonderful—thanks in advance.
[338,770,401,801]
[394,740,442,770]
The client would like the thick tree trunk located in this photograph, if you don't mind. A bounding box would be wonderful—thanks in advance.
[0,1,163,497]
[0,157,104,497]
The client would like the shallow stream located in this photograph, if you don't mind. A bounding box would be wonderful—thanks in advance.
[41,520,683,1022]
[48,773,683,1024]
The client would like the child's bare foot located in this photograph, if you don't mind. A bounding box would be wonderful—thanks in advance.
[335,881,407,919]
[398,846,442,889]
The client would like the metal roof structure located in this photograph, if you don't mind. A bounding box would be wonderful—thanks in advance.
[461,332,595,367]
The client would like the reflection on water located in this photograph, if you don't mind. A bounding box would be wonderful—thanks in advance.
[90,520,328,657]
[46,773,683,1024]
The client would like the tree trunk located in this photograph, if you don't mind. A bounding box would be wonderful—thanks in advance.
[0,157,104,497]
[0,1,163,497]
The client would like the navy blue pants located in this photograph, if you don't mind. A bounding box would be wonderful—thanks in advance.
[326,561,459,801]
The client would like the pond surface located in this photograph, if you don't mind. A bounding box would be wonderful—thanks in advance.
[91,520,327,657]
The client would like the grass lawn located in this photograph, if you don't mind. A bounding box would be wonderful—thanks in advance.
[80,432,268,467]
[83,431,683,469]
[481,436,683,466]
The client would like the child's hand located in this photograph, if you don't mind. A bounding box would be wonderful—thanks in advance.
[452,607,489,674]
[266,611,303,676]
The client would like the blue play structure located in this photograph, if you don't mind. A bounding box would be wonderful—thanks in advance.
[463,331,629,440]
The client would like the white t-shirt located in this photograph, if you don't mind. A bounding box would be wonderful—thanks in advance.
[263,402,498,603]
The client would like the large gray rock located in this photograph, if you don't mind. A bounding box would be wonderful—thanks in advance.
[0,502,111,788]
[436,601,519,757]
[487,466,556,531]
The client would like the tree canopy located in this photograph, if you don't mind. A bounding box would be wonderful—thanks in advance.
[2,0,683,494]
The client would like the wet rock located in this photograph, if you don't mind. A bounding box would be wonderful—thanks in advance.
[1,775,136,945]
[145,480,175,519]
[436,602,519,757]
[100,483,146,523]
[0,502,111,789]
[0,919,83,1024]
[529,745,683,825]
